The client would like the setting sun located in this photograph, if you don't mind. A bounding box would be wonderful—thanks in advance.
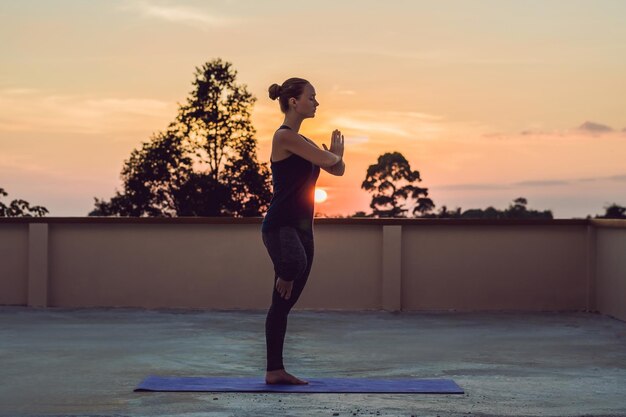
[314,188,328,203]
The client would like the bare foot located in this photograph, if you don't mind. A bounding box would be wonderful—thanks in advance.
[265,369,309,385]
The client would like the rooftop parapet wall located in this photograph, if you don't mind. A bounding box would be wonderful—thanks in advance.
[591,219,626,321]
[0,218,624,321]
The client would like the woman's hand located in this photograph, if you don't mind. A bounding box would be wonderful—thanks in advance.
[275,277,293,300]
[323,129,344,158]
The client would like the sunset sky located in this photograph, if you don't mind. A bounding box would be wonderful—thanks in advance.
[1,0,625,218]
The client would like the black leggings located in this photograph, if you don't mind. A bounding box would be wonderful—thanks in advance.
[261,226,314,372]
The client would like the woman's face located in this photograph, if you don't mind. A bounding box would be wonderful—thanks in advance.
[292,83,319,118]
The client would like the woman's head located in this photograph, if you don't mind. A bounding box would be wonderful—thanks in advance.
[268,78,318,116]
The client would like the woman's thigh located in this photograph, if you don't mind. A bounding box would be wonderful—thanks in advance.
[262,226,310,282]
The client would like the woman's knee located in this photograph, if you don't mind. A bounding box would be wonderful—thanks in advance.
[276,257,308,282]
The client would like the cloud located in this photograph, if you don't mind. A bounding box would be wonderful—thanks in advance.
[344,135,369,145]
[514,179,569,187]
[483,132,506,138]
[330,85,356,96]
[341,47,541,65]
[577,121,614,133]
[437,173,626,191]
[436,183,512,191]
[119,1,237,29]
[0,88,40,95]
[385,111,444,121]
[515,174,626,186]
[508,121,626,138]
[515,128,567,137]
[329,110,447,142]
[0,89,174,135]
[0,153,49,174]
[520,129,548,136]
[578,173,626,182]
[522,174,626,185]
[331,116,412,137]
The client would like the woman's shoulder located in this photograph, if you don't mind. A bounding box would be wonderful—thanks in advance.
[272,129,321,161]
[300,135,319,148]
[273,126,296,139]
[271,128,295,162]
[273,128,314,145]
[272,128,319,152]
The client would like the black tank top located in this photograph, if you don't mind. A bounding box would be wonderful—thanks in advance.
[261,125,321,236]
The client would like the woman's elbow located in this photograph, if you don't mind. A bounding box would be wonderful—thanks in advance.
[321,153,341,168]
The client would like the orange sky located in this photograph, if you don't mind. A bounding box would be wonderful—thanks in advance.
[1,1,625,218]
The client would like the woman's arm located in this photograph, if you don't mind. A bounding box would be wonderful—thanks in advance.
[323,158,345,176]
[277,130,340,168]
[300,135,345,176]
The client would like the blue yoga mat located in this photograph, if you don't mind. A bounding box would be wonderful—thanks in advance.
[134,375,464,394]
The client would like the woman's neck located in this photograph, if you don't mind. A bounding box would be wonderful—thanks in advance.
[282,114,304,133]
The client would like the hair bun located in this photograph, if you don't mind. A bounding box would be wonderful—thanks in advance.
[268,83,281,100]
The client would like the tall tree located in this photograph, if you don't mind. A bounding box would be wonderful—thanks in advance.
[361,152,434,217]
[90,58,271,217]
[0,187,48,217]
[91,126,193,216]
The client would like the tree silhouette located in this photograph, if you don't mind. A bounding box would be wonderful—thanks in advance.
[0,187,48,217]
[433,205,462,218]
[594,203,626,219]
[91,127,193,216]
[90,58,271,217]
[500,197,552,219]
[361,152,434,217]
[417,197,553,219]
[350,210,374,218]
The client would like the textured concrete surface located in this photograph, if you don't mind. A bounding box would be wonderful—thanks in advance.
[1,306,625,417]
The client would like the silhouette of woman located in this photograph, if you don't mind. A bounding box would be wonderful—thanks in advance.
[261,78,345,384]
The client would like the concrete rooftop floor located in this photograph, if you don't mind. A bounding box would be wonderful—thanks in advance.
[1,306,625,417]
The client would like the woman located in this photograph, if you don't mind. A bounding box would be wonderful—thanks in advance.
[261,78,345,385]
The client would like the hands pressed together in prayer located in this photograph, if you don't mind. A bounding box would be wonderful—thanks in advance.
[323,129,344,159]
